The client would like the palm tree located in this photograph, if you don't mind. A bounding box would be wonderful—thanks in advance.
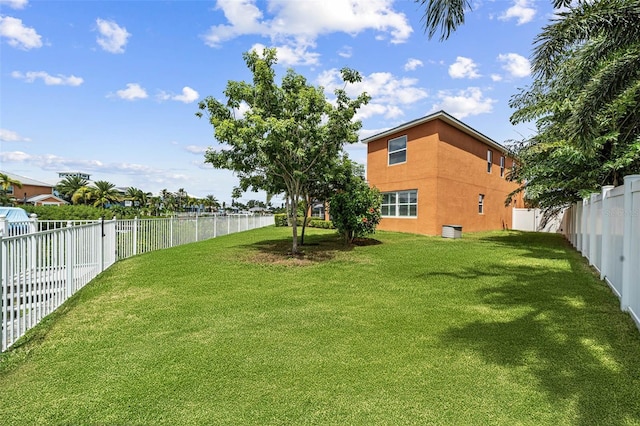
[415,0,574,40]
[507,0,640,207]
[0,173,22,206]
[56,176,88,202]
[71,186,95,205]
[203,194,220,212]
[90,180,121,209]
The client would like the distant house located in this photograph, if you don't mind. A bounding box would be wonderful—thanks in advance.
[362,110,524,236]
[1,171,67,206]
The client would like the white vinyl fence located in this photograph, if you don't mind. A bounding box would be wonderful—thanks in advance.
[562,175,640,332]
[1,214,273,351]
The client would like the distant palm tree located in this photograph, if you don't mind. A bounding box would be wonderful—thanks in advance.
[71,186,95,205]
[204,194,220,212]
[0,173,22,206]
[125,187,151,208]
[56,176,88,202]
[91,180,121,209]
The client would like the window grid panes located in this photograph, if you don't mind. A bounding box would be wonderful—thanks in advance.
[478,194,485,214]
[487,150,493,173]
[388,136,407,165]
[381,190,417,217]
[500,156,505,177]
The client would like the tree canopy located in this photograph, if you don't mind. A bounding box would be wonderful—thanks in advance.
[197,48,370,254]
[508,0,640,209]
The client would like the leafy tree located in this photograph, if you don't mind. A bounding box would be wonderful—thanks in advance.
[507,0,640,209]
[90,180,121,209]
[330,175,382,244]
[56,176,88,202]
[198,48,369,254]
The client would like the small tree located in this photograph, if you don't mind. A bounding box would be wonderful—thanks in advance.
[330,177,382,244]
[197,48,369,254]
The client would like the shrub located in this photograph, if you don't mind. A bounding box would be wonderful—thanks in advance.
[330,179,382,243]
[274,213,288,227]
[308,219,334,229]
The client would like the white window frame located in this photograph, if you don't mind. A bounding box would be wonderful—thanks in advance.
[381,190,418,218]
[487,150,493,173]
[478,194,485,214]
[388,135,407,166]
[500,156,505,177]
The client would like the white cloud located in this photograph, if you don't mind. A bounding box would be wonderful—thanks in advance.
[404,58,423,71]
[11,70,83,86]
[499,0,536,25]
[172,87,199,103]
[497,53,531,78]
[0,16,42,49]
[317,69,428,120]
[0,0,28,9]
[448,56,480,79]
[491,74,503,82]
[203,0,412,65]
[338,46,352,58]
[250,42,320,67]
[96,18,130,54]
[0,128,30,142]
[113,83,148,100]
[185,145,208,154]
[432,87,496,119]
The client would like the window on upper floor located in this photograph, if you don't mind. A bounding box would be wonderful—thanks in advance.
[478,194,485,214]
[500,156,505,177]
[6,185,14,195]
[487,150,493,173]
[388,135,407,165]
[381,190,417,217]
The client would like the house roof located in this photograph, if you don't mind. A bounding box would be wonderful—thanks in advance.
[360,110,510,154]
[27,194,67,204]
[1,170,55,187]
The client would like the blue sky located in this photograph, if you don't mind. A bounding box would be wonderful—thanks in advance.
[1,0,553,205]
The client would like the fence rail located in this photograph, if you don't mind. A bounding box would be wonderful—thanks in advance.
[1,214,273,351]
[562,175,640,333]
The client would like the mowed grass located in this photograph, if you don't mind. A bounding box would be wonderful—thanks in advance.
[1,227,640,425]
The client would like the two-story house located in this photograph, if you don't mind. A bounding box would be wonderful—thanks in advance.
[363,110,524,236]
[1,171,66,206]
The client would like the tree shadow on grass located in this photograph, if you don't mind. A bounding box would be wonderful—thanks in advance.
[240,233,382,266]
[434,232,640,425]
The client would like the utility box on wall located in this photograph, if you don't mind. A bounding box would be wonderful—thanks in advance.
[442,225,462,239]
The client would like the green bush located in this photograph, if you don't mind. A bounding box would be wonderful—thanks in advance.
[309,219,334,229]
[22,204,137,220]
[330,179,382,243]
[274,214,288,227]
[295,216,313,226]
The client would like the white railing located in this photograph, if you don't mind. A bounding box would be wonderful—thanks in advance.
[561,175,640,333]
[1,214,273,351]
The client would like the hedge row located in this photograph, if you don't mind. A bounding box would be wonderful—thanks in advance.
[273,214,333,229]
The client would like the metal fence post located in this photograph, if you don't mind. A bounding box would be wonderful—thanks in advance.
[133,216,138,256]
[29,213,38,234]
[66,221,74,297]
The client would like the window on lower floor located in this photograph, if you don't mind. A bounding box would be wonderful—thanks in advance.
[381,190,417,217]
[311,203,325,218]
[478,194,485,214]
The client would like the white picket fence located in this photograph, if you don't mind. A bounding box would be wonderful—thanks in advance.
[561,175,640,332]
[0,214,274,351]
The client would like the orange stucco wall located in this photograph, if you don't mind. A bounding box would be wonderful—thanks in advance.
[10,184,53,201]
[366,118,523,236]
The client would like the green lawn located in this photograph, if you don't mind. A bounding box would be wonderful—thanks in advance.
[1,227,639,425]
